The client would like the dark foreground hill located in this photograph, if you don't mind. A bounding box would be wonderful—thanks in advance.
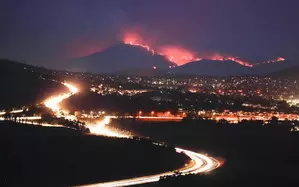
[112,119,299,187]
[0,121,188,187]
[0,59,66,109]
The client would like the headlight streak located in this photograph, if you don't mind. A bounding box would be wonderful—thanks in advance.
[6,81,220,187]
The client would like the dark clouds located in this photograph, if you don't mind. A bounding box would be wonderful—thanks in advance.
[0,0,299,68]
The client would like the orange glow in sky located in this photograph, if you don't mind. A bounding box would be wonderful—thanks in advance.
[276,57,285,62]
[123,33,156,55]
[208,53,253,67]
[123,32,284,68]
[123,33,200,66]
[262,56,285,64]
[158,46,201,66]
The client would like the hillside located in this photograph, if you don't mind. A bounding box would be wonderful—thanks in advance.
[0,59,66,109]
[251,60,294,75]
[1,121,189,186]
[271,66,299,78]
[172,60,250,76]
[67,44,295,76]
[172,59,294,76]
[112,119,299,187]
[115,67,172,76]
[68,43,174,74]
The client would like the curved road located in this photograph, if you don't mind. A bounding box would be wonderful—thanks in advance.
[43,82,220,187]
[78,147,219,187]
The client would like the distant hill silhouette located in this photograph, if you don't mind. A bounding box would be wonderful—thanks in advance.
[68,45,295,76]
[270,65,299,78]
[172,59,294,76]
[68,43,175,74]
[251,60,294,75]
[115,67,172,76]
[171,60,250,76]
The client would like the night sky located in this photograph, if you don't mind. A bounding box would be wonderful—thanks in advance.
[1,0,299,68]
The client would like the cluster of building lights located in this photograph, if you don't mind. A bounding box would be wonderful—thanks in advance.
[198,110,299,124]
[91,84,149,96]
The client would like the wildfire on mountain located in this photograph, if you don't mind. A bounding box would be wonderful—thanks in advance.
[122,31,284,68]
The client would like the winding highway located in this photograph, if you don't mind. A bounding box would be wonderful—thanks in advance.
[50,83,219,187]
[78,147,219,187]
[1,81,220,187]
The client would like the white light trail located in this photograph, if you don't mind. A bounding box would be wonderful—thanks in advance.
[44,82,78,116]
[43,82,130,138]
[44,93,70,112]
[35,81,221,187]
[86,116,130,138]
[0,117,69,128]
[63,82,79,94]
[10,109,24,114]
[18,116,42,120]
[78,115,220,187]
[77,147,219,187]
[0,109,25,116]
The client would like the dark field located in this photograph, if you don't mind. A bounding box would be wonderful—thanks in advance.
[0,59,66,110]
[1,121,188,187]
[112,119,299,187]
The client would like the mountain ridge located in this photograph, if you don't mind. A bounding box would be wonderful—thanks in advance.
[67,43,293,76]
[68,43,175,73]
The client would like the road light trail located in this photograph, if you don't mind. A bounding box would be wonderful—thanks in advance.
[0,117,70,128]
[0,109,24,116]
[77,147,219,187]
[44,82,78,115]
[41,82,220,187]
[43,82,126,136]
[10,109,24,114]
[86,116,130,138]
